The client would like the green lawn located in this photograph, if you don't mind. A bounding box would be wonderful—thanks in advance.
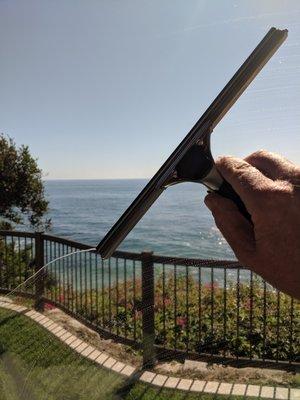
[0,307,248,400]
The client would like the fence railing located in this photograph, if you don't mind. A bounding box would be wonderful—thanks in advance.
[0,230,299,369]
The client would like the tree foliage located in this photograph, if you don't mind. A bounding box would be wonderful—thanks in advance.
[0,134,50,229]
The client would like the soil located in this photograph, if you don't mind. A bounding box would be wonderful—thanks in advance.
[44,307,142,367]
[154,360,299,387]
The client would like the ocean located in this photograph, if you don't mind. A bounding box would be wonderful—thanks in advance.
[44,180,235,261]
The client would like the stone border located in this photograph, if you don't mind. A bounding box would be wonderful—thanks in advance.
[0,300,299,400]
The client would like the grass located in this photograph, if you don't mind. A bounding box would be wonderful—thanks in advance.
[0,308,125,399]
[0,307,271,400]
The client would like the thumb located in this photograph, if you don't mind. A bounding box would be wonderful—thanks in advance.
[205,192,255,266]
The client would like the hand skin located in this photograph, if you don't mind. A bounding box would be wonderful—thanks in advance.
[205,150,300,300]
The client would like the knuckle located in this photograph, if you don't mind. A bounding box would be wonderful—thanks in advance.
[272,180,294,195]
[234,161,253,172]
[215,156,231,168]
[216,156,247,173]
[234,164,262,188]
[247,149,273,161]
[258,180,293,203]
[249,149,269,159]
[245,149,276,167]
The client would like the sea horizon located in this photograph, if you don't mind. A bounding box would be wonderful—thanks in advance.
[43,179,235,260]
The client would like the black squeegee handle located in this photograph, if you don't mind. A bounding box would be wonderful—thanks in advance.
[183,147,252,222]
[216,179,252,221]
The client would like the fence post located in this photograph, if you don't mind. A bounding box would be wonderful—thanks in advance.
[34,232,45,311]
[141,251,155,369]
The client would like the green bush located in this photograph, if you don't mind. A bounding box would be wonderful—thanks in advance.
[0,239,55,292]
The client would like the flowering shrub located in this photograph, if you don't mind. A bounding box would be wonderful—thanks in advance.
[50,272,300,363]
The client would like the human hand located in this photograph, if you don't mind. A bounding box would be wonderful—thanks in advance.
[205,150,300,299]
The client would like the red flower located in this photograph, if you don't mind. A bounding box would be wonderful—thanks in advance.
[58,294,65,302]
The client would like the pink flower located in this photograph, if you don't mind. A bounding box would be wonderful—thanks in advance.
[245,299,252,310]
[177,316,187,328]
[44,302,55,310]
[164,298,172,307]
[204,282,219,290]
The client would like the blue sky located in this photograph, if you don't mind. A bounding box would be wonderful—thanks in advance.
[0,0,299,179]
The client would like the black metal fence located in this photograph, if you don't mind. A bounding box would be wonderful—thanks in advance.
[0,230,299,369]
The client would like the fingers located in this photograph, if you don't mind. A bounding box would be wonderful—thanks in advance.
[215,156,275,213]
[245,150,300,183]
[205,192,255,266]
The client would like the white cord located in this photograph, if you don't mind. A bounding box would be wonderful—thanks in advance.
[6,247,96,298]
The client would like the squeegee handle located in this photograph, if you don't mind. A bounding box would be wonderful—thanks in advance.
[216,179,252,222]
